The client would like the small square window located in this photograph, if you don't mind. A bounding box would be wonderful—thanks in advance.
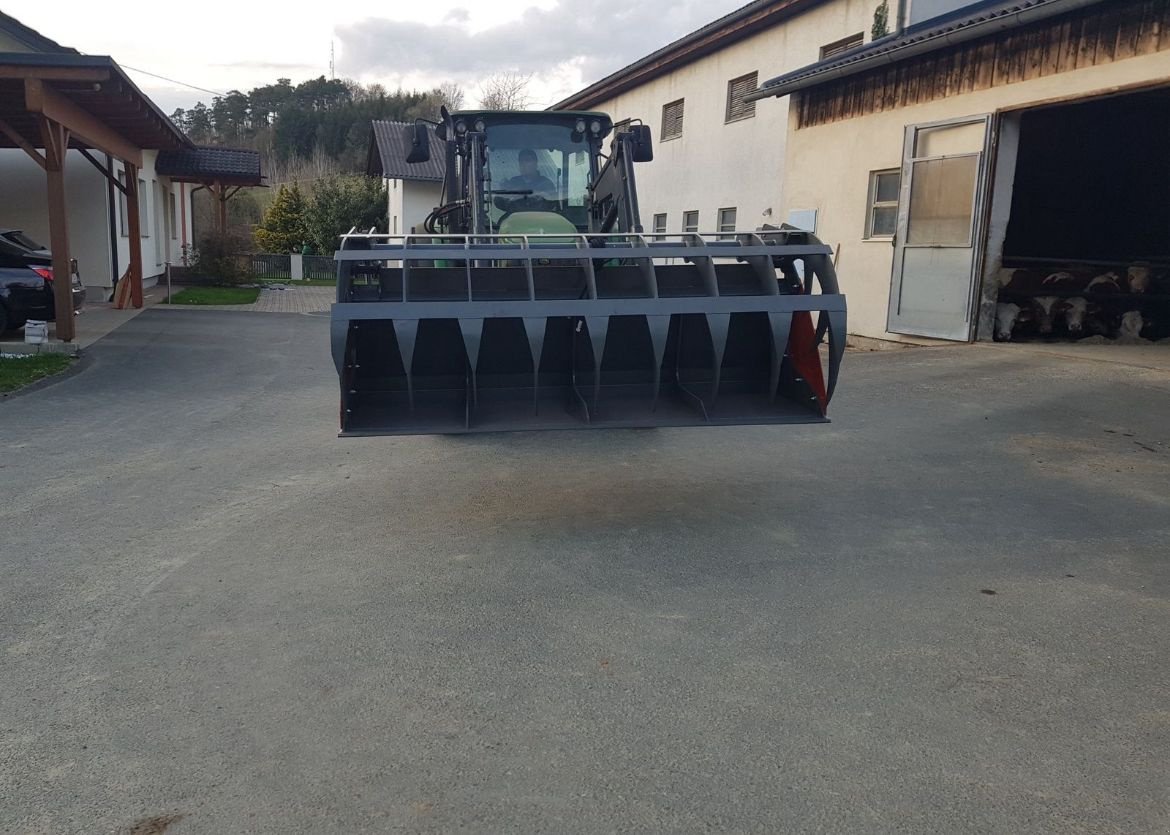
[661,99,684,141]
[865,169,901,239]
[725,73,757,123]
[652,213,667,234]
[718,207,737,239]
[682,210,699,234]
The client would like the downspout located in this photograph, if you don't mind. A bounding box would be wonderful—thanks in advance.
[179,181,188,264]
[106,153,119,298]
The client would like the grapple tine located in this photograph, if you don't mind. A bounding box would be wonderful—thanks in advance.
[390,319,418,411]
[585,316,609,412]
[767,311,793,403]
[522,317,546,415]
[646,315,670,411]
[706,313,730,409]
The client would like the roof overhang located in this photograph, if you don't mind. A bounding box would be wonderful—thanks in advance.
[0,53,189,165]
[748,0,1109,101]
[156,145,264,187]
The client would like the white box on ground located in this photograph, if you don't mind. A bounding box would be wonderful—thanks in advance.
[24,320,48,344]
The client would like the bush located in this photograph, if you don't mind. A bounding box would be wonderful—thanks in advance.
[253,183,308,253]
[192,233,250,284]
[303,174,387,255]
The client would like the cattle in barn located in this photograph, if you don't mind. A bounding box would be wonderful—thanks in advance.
[1063,297,1090,334]
[1032,296,1061,335]
[1042,271,1077,285]
[995,303,1023,341]
[1116,310,1146,343]
[1086,271,1122,292]
[1127,265,1152,294]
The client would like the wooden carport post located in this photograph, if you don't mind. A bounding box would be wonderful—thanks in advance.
[39,115,74,341]
[122,163,144,308]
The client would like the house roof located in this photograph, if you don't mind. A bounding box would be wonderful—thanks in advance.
[367,120,446,181]
[156,146,264,185]
[551,0,822,110]
[0,53,189,154]
[748,0,1108,101]
[0,11,78,53]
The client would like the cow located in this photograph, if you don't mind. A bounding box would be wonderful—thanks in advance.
[1127,265,1152,294]
[995,303,1023,341]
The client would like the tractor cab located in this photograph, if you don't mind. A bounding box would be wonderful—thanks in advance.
[407,110,636,236]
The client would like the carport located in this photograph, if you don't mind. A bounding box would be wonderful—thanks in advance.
[0,53,192,340]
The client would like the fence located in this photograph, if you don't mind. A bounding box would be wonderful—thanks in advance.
[170,253,336,285]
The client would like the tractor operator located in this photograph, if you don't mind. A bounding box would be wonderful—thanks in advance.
[496,148,557,208]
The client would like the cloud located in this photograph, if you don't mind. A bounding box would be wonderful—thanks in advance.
[213,60,321,72]
[444,7,471,24]
[335,0,743,92]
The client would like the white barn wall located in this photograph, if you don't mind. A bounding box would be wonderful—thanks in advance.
[579,0,876,235]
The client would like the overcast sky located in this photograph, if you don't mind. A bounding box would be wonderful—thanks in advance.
[5,0,747,113]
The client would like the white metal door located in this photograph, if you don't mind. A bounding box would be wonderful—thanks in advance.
[887,116,991,340]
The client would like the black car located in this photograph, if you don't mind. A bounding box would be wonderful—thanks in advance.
[0,228,85,333]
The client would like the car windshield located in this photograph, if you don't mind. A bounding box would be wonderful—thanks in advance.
[4,230,45,251]
[483,122,592,232]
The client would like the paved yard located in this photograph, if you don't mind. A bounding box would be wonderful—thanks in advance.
[162,284,334,313]
[1,310,1168,834]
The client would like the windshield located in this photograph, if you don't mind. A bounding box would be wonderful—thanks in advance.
[483,123,593,232]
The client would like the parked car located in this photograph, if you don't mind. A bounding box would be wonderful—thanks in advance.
[0,229,85,333]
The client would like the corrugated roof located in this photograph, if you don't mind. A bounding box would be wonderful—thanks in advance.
[156,146,263,185]
[749,0,1108,101]
[368,120,446,181]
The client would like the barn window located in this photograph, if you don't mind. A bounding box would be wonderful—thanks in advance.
[820,32,864,59]
[865,169,901,239]
[652,213,667,234]
[682,210,699,234]
[718,207,737,239]
[661,99,684,140]
[725,72,757,123]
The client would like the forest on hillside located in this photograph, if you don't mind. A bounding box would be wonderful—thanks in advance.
[169,77,464,184]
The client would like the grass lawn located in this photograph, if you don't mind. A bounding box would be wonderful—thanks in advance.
[167,287,261,305]
[0,353,74,393]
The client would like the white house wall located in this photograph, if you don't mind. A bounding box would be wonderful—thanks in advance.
[386,178,443,235]
[581,0,877,235]
[0,147,192,297]
[0,147,113,293]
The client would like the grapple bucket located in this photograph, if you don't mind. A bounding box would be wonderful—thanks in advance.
[331,232,846,435]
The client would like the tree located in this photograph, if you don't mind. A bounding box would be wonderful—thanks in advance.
[872,0,890,39]
[478,72,531,110]
[253,183,308,253]
[186,102,213,142]
[303,174,387,254]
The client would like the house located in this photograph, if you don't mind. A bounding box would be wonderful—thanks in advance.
[0,12,262,338]
[555,0,1170,343]
[367,120,446,235]
[750,0,1170,342]
[553,0,881,240]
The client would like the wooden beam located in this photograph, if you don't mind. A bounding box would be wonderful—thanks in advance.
[0,66,109,81]
[39,116,75,341]
[78,147,128,194]
[24,78,143,167]
[123,163,144,308]
[0,116,45,169]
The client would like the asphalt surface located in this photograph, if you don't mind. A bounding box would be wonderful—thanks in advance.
[2,309,1168,834]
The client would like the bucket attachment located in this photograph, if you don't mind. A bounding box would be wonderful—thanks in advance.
[331,231,846,435]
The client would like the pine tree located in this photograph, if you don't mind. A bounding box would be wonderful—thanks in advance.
[253,183,308,253]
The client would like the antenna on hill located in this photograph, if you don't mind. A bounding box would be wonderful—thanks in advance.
[330,41,335,79]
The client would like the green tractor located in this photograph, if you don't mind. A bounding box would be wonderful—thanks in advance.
[331,109,845,435]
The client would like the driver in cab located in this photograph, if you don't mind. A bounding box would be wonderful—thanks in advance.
[495,148,556,209]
